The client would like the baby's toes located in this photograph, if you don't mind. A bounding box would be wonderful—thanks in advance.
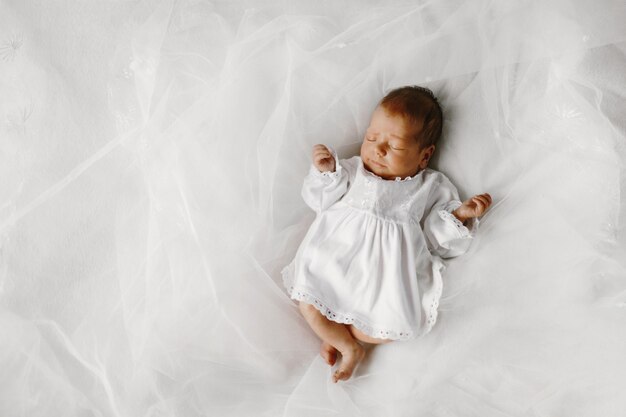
[332,369,346,383]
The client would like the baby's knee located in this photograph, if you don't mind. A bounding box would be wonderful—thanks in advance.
[298,301,318,316]
[348,325,393,345]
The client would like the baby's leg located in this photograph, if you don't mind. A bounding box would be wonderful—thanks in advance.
[298,302,365,383]
[320,341,337,366]
[348,325,393,345]
[320,325,391,366]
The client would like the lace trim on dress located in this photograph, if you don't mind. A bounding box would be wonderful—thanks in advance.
[281,258,444,341]
[437,209,471,237]
[424,257,445,333]
[364,169,418,182]
[320,170,341,178]
[309,164,342,181]
[359,160,424,183]
[286,286,417,341]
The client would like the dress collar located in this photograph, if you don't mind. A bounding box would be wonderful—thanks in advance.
[359,158,424,182]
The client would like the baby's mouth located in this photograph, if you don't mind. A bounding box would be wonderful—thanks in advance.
[370,159,386,168]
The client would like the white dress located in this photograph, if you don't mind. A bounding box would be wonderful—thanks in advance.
[282,149,478,340]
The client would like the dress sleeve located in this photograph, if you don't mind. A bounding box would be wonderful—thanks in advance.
[301,147,350,214]
[422,174,479,259]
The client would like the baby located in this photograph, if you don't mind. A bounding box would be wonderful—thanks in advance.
[281,86,492,383]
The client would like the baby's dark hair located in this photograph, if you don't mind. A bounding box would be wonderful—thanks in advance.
[379,86,443,148]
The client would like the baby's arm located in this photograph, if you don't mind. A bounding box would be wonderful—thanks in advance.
[301,144,350,213]
[423,176,490,258]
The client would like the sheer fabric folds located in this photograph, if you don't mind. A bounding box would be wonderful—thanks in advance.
[1,1,625,416]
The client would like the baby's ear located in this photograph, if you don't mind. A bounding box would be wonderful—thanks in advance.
[419,145,436,169]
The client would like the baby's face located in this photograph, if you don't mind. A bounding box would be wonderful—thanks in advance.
[360,106,434,180]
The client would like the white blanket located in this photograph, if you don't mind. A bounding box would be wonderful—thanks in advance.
[1,1,625,415]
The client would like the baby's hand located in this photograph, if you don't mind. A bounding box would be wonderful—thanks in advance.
[452,193,492,223]
[312,144,336,173]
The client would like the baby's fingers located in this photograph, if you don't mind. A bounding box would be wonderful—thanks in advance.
[312,144,332,160]
[471,196,488,213]
[312,144,330,153]
[475,194,491,207]
[314,153,333,165]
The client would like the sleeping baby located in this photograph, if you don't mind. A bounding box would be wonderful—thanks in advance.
[282,86,492,383]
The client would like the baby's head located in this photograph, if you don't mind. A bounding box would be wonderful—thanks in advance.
[361,86,443,180]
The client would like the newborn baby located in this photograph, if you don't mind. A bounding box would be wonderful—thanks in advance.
[282,86,492,383]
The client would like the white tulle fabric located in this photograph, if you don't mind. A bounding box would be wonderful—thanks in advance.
[282,151,476,340]
[1,0,626,416]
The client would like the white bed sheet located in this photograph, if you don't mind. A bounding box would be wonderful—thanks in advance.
[1,1,625,416]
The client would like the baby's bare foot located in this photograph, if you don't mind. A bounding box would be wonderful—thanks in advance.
[320,342,338,366]
[332,343,365,383]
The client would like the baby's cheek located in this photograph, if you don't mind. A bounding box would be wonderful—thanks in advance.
[359,143,369,158]
[401,155,418,169]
